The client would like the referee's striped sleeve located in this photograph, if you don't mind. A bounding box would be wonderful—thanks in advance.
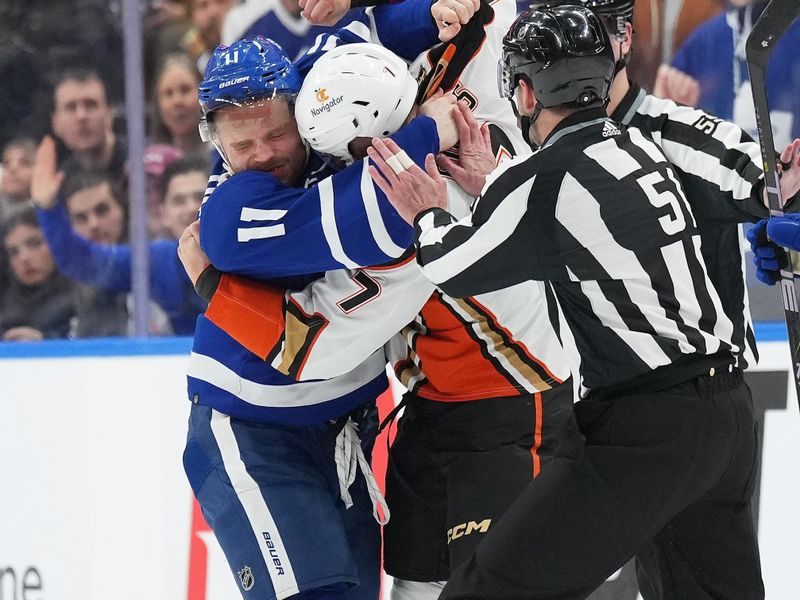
[413,158,547,297]
[630,96,766,222]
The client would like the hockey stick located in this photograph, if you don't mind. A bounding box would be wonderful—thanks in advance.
[746,0,800,403]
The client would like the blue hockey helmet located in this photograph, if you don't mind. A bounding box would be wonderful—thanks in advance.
[198,36,301,118]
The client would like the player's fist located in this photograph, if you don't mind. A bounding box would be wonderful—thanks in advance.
[300,0,350,25]
[431,0,480,41]
[418,90,459,152]
[178,220,212,286]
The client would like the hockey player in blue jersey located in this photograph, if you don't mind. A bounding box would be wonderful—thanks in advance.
[181,3,466,599]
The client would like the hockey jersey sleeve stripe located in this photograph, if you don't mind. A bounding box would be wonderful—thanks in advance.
[318,177,361,269]
[205,274,286,361]
[359,161,409,257]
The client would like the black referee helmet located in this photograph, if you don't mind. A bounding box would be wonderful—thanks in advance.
[527,0,635,36]
[500,5,616,110]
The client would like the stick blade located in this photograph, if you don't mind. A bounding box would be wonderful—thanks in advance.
[745,0,800,66]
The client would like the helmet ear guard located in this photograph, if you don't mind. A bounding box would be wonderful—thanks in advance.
[198,118,212,143]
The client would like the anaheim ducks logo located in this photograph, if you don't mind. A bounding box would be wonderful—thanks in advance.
[315,88,330,103]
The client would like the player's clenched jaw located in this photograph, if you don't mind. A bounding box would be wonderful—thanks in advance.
[214,99,308,186]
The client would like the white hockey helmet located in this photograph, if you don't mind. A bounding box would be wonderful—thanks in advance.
[295,43,418,166]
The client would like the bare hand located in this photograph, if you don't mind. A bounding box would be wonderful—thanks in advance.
[436,101,494,196]
[431,0,480,41]
[418,90,459,152]
[779,138,800,206]
[299,0,350,25]
[368,138,447,224]
[144,0,187,30]
[178,220,211,285]
[31,136,64,210]
[3,326,45,342]
[653,64,700,107]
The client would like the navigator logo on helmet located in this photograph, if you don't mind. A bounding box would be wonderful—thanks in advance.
[197,36,302,163]
[499,4,616,138]
[295,43,418,168]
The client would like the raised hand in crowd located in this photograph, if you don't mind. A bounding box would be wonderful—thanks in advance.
[436,101,495,197]
[653,64,701,107]
[368,138,447,224]
[418,89,460,151]
[30,136,64,211]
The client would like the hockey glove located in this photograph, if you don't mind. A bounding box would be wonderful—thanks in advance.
[766,213,800,251]
[746,219,790,286]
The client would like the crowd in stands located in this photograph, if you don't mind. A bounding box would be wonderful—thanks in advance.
[0,0,797,342]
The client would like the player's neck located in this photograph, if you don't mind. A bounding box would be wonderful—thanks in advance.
[607,70,631,116]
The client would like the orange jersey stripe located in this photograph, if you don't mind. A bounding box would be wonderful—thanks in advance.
[406,293,523,401]
[205,274,285,361]
[531,392,543,477]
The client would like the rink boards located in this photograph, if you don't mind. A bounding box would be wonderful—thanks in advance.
[0,326,798,599]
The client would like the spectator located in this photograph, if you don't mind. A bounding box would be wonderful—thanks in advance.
[32,137,205,336]
[62,170,128,245]
[665,0,800,150]
[222,0,356,59]
[0,1,124,149]
[49,169,132,337]
[0,137,36,223]
[151,53,206,154]
[144,143,184,239]
[158,155,208,240]
[0,207,76,341]
[627,0,724,91]
[181,0,239,73]
[144,0,193,89]
[50,67,128,183]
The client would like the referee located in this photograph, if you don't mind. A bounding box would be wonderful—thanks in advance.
[369,6,763,600]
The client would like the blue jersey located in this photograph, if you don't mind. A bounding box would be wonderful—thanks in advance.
[223,0,363,60]
[188,0,440,424]
[36,204,205,335]
[672,9,800,149]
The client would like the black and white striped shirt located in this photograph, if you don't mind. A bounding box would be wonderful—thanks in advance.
[413,108,737,392]
[614,83,765,369]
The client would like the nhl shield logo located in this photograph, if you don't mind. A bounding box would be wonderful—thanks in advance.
[238,566,255,591]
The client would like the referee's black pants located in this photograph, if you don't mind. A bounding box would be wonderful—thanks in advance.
[440,366,764,600]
